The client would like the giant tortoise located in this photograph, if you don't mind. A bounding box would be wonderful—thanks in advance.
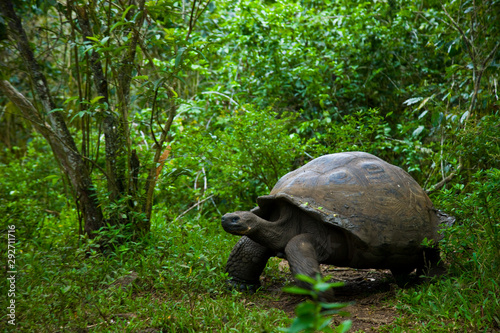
[221,152,452,297]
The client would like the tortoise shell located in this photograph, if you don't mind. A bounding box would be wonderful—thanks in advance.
[255,152,441,255]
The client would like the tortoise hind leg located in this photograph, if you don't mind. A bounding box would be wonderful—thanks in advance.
[390,266,416,287]
[225,236,273,292]
[417,247,446,278]
[391,248,445,287]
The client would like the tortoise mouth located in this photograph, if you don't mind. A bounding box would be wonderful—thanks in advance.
[221,214,251,235]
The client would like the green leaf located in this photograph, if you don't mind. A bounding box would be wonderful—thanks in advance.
[283,286,313,296]
[328,281,345,289]
[403,97,423,106]
[318,317,334,331]
[460,111,469,123]
[416,94,434,110]
[418,110,428,119]
[319,301,350,310]
[122,4,136,21]
[314,282,334,292]
[110,21,127,32]
[43,175,60,185]
[284,314,315,333]
[175,47,187,68]
[336,320,352,333]
[412,125,425,137]
[153,78,166,91]
[90,96,105,104]
[172,75,187,87]
[48,108,64,114]
[100,36,110,45]
[295,302,317,316]
[295,274,316,285]
[63,96,79,105]
[191,48,209,64]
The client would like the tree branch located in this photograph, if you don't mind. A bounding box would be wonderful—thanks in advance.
[425,165,462,194]
[0,80,51,136]
[70,2,128,204]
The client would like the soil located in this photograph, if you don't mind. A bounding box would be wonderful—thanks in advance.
[257,262,400,332]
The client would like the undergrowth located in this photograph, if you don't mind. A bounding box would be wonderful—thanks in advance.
[0,209,290,332]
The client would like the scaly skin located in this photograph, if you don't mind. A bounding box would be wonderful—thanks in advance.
[225,236,273,291]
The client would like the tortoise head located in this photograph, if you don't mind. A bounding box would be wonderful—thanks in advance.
[221,211,263,235]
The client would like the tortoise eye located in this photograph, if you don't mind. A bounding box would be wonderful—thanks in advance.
[232,217,240,223]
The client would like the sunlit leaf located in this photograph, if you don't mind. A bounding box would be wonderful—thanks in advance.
[412,125,425,137]
[403,97,423,106]
[460,111,470,123]
[90,96,105,104]
[282,286,313,296]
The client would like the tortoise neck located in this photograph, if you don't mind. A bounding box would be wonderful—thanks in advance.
[246,206,297,251]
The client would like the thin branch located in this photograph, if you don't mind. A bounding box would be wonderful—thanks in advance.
[185,0,211,41]
[176,195,214,220]
[202,91,247,111]
[442,5,475,63]
[186,0,197,41]
[150,83,163,149]
[481,40,500,69]
[425,164,462,194]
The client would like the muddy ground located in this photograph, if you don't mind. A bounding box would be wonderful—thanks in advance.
[258,262,400,332]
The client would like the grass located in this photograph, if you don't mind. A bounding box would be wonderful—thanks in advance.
[391,275,500,332]
[2,210,290,332]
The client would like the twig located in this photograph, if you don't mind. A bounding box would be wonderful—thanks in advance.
[425,165,461,194]
[210,196,221,216]
[176,195,214,220]
[202,91,247,111]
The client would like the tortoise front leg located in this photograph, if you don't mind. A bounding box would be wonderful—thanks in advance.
[225,236,273,292]
[285,234,334,301]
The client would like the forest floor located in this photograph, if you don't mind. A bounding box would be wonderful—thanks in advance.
[258,263,399,332]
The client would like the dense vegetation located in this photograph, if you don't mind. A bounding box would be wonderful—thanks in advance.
[0,0,499,331]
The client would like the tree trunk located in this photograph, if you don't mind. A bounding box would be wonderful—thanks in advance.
[71,4,128,210]
[0,0,104,237]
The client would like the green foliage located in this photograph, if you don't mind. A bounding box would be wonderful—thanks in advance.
[204,0,449,120]
[1,0,500,331]
[440,169,500,279]
[0,134,67,242]
[456,113,500,172]
[159,104,302,216]
[283,274,352,333]
[299,107,440,181]
[2,209,290,332]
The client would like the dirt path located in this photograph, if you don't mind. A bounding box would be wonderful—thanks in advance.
[257,263,399,332]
